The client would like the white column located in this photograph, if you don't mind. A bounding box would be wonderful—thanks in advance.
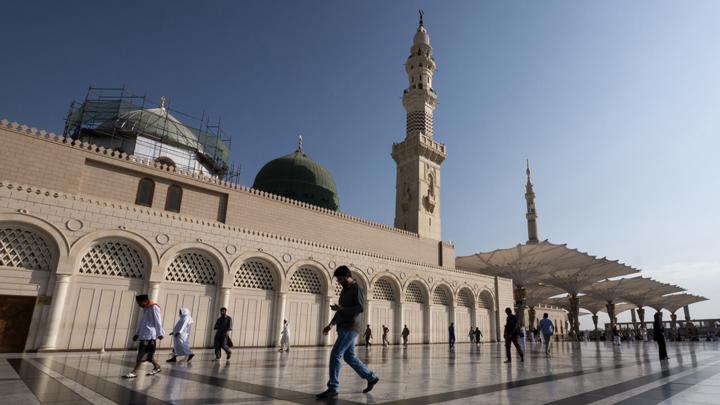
[220,287,231,310]
[274,292,287,347]
[395,300,404,344]
[38,274,72,351]
[324,295,334,346]
[149,281,161,302]
[365,299,373,346]
[426,303,433,344]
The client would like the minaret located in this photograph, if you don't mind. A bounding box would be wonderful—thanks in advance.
[525,160,539,243]
[392,11,447,240]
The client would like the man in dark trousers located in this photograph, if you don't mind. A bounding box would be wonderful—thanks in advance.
[213,307,232,361]
[364,324,373,346]
[317,266,380,399]
[504,307,524,363]
[448,322,456,347]
[653,312,669,361]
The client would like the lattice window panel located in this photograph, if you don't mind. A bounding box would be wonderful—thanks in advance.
[432,287,451,305]
[405,282,426,303]
[289,267,322,294]
[406,111,433,137]
[478,292,494,309]
[457,290,473,307]
[0,227,52,271]
[165,251,217,285]
[234,260,275,290]
[335,283,343,296]
[79,241,144,279]
[372,278,395,301]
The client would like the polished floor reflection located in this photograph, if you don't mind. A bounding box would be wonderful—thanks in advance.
[1,340,718,404]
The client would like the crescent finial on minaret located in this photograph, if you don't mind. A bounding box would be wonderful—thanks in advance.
[419,9,424,27]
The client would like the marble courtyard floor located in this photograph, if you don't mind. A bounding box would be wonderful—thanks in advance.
[1,341,718,404]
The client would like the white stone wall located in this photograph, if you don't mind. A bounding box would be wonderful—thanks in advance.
[0,180,511,350]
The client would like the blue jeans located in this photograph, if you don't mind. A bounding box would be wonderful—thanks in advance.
[327,328,377,391]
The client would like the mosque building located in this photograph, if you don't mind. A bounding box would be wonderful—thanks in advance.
[0,15,548,352]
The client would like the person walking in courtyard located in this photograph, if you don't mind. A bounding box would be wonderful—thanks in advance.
[612,324,621,346]
[382,325,390,346]
[167,307,193,363]
[653,312,669,361]
[539,313,554,357]
[279,319,290,352]
[474,327,483,345]
[213,307,233,361]
[468,327,474,343]
[123,294,164,378]
[448,322,456,347]
[364,324,373,346]
[317,265,379,399]
[519,325,527,352]
[401,325,410,346]
[504,307,524,363]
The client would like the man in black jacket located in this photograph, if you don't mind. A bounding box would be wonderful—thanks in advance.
[504,307,524,363]
[316,266,380,399]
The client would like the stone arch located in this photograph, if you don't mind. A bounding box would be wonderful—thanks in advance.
[404,278,430,304]
[370,273,402,302]
[0,213,68,264]
[159,242,228,286]
[286,260,331,295]
[69,230,158,278]
[0,214,67,352]
[431,283,454,306]
[332,264,369,296]
[229,251,284,290]
[456,287,475,308]
[478,289,495,310]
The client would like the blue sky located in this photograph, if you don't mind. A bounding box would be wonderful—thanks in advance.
[2,1,718,326]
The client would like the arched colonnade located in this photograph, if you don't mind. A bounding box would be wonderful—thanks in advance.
[0,215,497,351]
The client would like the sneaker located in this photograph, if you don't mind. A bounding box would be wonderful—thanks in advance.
[316,389,339,399]
[363,377,380,393]
[122,372,137,379]
[187,354,194,362]
[227,351,232,360]
[166,357,177,363]
[146,368,161,376]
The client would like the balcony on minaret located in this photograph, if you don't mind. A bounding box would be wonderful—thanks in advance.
[391,131,446,165]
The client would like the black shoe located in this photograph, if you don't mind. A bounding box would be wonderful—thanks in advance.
[166,357,177,363]
[316,389,339,399]
[521,355,525,362]
[187,354,194,362]
[227,351,232,360]
[363,377,380,393]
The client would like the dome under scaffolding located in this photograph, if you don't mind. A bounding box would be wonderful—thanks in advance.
[63,86,239,182]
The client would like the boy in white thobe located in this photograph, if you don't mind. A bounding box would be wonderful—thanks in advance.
[123,294,165,378]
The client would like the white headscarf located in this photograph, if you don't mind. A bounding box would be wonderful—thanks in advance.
[174,307,193,335]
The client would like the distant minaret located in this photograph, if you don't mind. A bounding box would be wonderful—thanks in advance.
[392,11,446,240]
[525,160,539,243]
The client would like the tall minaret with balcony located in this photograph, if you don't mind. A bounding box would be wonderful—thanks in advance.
[525,160,539,243]
[392,12,446,240]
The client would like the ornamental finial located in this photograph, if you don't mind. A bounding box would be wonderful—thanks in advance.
[160,96,166,111]
[419,9,424,27]
[297,134,303,152]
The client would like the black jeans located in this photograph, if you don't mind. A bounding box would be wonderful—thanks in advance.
[505,335,523,360]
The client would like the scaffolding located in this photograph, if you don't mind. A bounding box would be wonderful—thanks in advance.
[63,86,240,183]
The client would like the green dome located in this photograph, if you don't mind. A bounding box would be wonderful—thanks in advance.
[253,149,339,211]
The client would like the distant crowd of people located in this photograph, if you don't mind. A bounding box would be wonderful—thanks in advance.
[121,265,686,397]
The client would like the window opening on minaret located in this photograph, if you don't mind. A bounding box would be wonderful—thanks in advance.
[419,84,423,89]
